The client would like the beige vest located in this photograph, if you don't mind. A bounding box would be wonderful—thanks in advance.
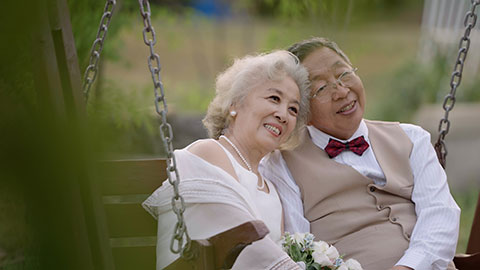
[283,120,417,270]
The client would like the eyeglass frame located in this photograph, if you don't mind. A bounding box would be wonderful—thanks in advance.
[311,67,359,99]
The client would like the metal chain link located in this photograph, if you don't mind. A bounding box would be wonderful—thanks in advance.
[137,0,193,259]
[434,0,480,168]
[82,0,116,102]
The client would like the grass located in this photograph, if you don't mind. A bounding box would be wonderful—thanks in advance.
[453,188,479,253]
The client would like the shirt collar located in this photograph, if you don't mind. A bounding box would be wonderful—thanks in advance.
[307,119,369,149]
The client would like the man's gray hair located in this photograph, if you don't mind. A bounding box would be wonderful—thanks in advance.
[287,37,352,66]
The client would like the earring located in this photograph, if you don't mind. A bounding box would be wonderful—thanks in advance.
[230,111,237,117]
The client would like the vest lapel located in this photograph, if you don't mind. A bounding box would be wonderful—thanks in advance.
[365,120,414,198]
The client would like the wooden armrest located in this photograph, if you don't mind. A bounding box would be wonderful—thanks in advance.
[453,252,480,270]
[208,220,269,269]
[164,220,269,270]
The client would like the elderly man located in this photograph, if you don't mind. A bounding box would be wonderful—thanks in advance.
[260,37,460,270]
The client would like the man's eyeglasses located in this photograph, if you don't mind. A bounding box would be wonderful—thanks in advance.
[311,67,358,99]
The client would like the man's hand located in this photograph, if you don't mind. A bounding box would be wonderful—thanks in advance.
[389,266,413,270]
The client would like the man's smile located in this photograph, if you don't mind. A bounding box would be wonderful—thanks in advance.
[337,100,356,114]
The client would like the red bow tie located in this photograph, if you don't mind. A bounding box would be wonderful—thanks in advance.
[324,136,370,158]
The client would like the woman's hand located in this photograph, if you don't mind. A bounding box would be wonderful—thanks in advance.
[296,261,306,269]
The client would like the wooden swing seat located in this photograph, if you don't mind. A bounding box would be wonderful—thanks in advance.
[97,158,480,270]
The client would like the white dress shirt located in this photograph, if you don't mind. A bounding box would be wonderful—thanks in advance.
[260,119,461,270]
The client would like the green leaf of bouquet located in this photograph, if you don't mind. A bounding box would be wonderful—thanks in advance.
[300,252,308,262]
[291,245,301,260]
[287,246,294,259]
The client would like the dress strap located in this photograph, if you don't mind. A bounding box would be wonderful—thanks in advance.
[213,138,270,193]
[211,139,241,168]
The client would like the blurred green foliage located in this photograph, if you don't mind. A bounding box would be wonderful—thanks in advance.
[67,0,164,156]
[0,2,36,111]
[1,1,39,267]
[369,55,480,122]
[453,189,479,253]
[0,179,29,265]
[369,57,448,122]
[243,0,422,24]
[462,76,480,102]
[68,0,139,71]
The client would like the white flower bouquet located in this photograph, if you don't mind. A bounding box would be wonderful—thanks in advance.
[280,232,363,270]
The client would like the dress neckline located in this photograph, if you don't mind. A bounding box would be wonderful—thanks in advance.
[212,139,271,194]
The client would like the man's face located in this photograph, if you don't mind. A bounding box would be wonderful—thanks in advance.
[302,47,366,140]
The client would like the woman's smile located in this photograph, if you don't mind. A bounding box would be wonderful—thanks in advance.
[264,123,282,137]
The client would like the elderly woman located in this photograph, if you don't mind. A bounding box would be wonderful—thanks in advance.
[143,50,310,269]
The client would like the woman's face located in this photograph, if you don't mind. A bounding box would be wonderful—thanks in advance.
[230,75,300,154]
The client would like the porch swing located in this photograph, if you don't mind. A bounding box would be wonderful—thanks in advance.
[81,0,480,270]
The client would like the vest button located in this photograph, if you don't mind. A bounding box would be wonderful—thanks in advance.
[391,217,398,222]
[369,186,376,192]
[377,205,384,210]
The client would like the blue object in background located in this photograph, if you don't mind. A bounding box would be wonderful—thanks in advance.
[192,0,231,18]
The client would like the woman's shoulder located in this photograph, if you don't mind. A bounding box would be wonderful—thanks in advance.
[187,139,239,181]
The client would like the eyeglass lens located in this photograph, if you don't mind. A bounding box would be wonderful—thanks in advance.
[314,68,357,97]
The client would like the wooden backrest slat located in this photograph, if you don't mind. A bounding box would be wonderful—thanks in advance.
[104,203,157,238]
[103,194,150,204]
[96,159,167,269]
[109,236,157,248]
[111,246,156,270]
[98,159,167,196]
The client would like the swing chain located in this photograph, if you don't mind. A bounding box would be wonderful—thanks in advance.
[435,0,479,168]
[82,0,116,102]
[137,0,193,260]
